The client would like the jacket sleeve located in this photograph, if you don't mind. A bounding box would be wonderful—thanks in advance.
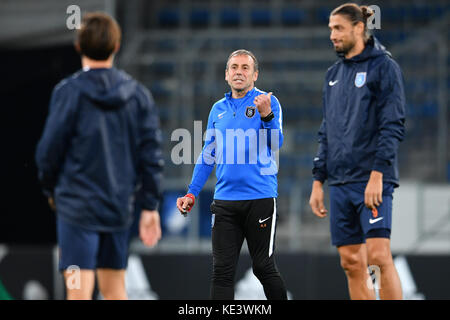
[187,108,216,197]
[312,84,328,183]
[35,81,76,197]
[138,87,164,211]
[261,95,284,151]
[372,58,406,174]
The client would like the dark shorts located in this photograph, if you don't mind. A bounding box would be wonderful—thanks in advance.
[57,218,129,271]
[329,182,394,247]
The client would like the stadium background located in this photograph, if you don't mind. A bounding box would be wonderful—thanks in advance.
[0,0,448,299]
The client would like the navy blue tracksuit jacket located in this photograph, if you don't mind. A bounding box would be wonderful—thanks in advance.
[35,67,163,232]
[313,37,406,186]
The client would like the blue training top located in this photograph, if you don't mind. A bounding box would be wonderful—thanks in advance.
[188,87,283,200]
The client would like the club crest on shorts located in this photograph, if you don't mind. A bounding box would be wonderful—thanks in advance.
[245,106,256,118]
[355,72,367,88]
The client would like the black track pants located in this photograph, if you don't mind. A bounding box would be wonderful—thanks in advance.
[210,198,287,300]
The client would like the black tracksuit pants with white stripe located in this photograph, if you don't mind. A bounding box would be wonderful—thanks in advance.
[210,198,287,300]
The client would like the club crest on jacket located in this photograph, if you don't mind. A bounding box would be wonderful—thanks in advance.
[355,72,367,88]
[245,106,256,118]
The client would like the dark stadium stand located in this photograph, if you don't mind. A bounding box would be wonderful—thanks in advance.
[113,2,449,245]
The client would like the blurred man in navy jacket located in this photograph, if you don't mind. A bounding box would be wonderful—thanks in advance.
[36,12,163,300]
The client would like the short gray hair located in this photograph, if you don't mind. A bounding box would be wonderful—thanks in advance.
[226,49,259,72]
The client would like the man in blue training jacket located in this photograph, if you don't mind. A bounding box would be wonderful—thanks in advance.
[309,3,406,300]
[177,49,287,300]
[36,12,163,299]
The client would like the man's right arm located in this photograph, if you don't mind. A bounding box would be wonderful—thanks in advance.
[310,128,328,218]
[138,87,164,211]
[186,109,216,197]
[310,180,327,218]
[177,108,216,214]
[312,118,328,183]
[310,89,328,218]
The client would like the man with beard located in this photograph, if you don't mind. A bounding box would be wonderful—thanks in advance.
[309,3,406,299]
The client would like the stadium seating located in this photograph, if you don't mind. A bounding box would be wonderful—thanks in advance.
[116,0,450,243]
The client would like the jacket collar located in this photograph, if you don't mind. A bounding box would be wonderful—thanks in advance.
[225,87,256,100]
[339,36,390,63]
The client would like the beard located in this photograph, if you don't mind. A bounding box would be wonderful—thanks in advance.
[334,38,356,56]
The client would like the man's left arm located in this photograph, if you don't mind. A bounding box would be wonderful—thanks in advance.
[35,82,76,199]
[365,59,406,208]
[254,93,284,150]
